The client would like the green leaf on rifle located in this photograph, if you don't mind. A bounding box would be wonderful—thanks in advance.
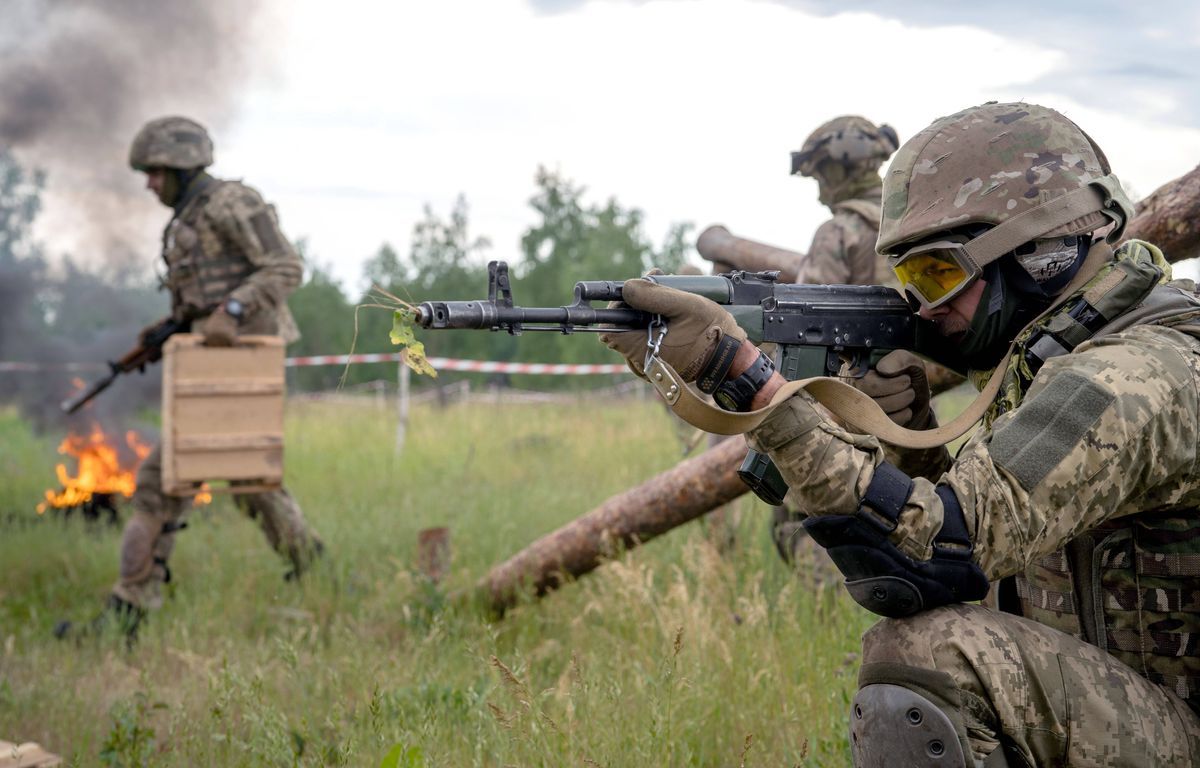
[390,309,438,378]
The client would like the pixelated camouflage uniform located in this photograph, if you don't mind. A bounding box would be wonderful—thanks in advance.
[794,196,896,290]
[752,103,1200,765]
[773,117,899,571]
[113,154,322,610]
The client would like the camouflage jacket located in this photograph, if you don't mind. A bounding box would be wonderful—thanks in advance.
[751,241,1200,710]
[794,190,897,290]
[162,174,302,343]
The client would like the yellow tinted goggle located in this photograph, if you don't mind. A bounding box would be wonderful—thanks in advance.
[889,240,980,309]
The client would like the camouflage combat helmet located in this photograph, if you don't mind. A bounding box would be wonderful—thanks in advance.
[129,116,213,171]
[877,102,1134,261]
[791,116,899,179]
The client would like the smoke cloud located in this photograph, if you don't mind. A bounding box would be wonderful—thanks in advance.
[0,0,280,266]
[0,0,281,442]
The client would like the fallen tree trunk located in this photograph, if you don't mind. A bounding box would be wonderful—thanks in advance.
[1126,164,1200,263]
[696,225,803,281]
[477,435,751,615]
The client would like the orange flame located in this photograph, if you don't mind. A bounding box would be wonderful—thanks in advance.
[38,425,141,512]
[37,426,209,512]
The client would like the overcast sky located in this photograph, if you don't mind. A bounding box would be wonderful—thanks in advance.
[31,0,1200,291]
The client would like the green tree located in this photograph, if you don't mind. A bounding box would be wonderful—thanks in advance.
[407,194,491,294]
[289,175,696,394]
[508,167,694,386]
[286,256,358,392]
[0,149,50,356]
[362,198,509,387]
[0,148,44,265]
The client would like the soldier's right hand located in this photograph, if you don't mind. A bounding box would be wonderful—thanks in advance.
[199,309,238,347]
[855,350,932,428]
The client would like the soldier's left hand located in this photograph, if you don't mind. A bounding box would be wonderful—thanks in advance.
[599,279,747,381]
[855,350,932,428]
[200,309,238,347]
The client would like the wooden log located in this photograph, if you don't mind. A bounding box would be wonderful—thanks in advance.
[696,225,803,281]
[477,435,751,615]
[1125,164,1200,264]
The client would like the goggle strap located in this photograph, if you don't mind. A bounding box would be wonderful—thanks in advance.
[962,179,1111,270]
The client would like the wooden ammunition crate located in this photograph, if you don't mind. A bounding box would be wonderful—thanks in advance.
[161,334,285,496]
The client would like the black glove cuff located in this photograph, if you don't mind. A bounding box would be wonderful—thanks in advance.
[714,350,775,412]
[696,334,742,394]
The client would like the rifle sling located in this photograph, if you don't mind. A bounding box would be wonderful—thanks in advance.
[649,244,1111,450]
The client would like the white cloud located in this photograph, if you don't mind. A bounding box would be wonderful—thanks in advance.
[211,0,1073,292]
[33,0,1200,289]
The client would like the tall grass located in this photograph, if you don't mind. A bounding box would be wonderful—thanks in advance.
[0,396,872,766]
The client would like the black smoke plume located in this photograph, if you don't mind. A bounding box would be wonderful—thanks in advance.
[0,1,278,454]
[0,0,278,265]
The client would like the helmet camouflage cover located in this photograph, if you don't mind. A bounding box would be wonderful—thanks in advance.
[792,115,900,180]
[877,102,1134,257]
[129,116,213,171]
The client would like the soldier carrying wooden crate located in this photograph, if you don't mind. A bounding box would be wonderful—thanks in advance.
[56,117,324,641]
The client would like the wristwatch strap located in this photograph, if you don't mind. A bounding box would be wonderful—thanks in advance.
[713,351,774,412]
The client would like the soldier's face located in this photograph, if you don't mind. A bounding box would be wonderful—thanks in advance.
[144,168,168,198]
[918,277,986,339]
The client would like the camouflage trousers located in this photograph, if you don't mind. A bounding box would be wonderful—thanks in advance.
[112,444,323,609]
[859,603,1200,767]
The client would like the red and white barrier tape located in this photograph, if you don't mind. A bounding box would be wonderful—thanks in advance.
[0,361,107,372]
[286,353,627,375]
[1,354,628,376]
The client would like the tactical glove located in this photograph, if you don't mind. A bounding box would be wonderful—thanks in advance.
[599,278,747,381]
[200,309,238,347]
[855,350,932,429]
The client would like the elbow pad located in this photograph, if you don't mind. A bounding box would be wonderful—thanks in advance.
[803,462,988,618]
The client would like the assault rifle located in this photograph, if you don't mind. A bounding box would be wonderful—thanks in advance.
[415,261,917,504]
[61,317,190,414]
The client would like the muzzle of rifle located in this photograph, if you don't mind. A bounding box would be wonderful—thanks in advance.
[414,300,650,333]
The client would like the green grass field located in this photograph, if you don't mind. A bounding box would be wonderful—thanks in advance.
[0,395,877,767]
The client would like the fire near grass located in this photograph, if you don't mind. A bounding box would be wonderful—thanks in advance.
[0,396,874,767]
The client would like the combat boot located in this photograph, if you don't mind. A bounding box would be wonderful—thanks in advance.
[53,594,145,644]
[283,539,326,582]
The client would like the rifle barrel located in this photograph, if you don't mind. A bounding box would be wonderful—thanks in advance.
[60,372,116,414]
[415,301,651,332]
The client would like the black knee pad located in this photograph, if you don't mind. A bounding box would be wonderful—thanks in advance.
[850,684,966,767]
